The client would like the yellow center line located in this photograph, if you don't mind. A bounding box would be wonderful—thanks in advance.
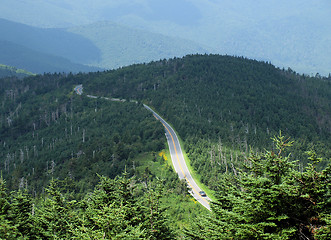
[154,114,209,205]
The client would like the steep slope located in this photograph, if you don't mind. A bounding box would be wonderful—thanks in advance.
[84,55,331,145]
[0,73,166,193]
[1,55,329,240]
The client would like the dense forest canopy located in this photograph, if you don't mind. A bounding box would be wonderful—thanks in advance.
[0,54,330,239]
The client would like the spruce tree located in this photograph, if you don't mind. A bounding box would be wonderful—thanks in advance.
[35,178,77,239]
[186,133,330,239]
[143,178,176,240]
[9,190,36,238]
[75,173,146,239]
[0,175,19,239]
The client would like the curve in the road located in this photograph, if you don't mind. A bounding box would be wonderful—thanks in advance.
[144,104,211,210]
[73,85,211,210]
[74,84,83,95]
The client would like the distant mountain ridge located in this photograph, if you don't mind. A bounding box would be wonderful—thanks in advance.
[0,18,101,64]
[1,0,329,75]
[0,40,101,74]
[0,18,208,73]
[67,21,209,69]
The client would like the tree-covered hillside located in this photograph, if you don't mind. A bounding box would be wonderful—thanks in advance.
[3,54,328,192]
[0,54,330,238]
[0,73,165,192]
[84,55,331,172]
[0,71,204,235]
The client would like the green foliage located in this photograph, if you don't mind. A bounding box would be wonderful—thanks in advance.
[0,175,19,239]
[0,67,204,232]
[0,172,177,239]
[34,179,78,239]
[75,174,145,238]
[0,73,164,193]
[9,190,36,238]
[186,134,331,239]
[1,54,331,238]
[81,54,331,189]
[0,175,37,239]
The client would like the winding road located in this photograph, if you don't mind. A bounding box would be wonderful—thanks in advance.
[144,105,211,210]
[74,85,211,210]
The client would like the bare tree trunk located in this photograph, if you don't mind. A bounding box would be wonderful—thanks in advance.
[20,149,24,164]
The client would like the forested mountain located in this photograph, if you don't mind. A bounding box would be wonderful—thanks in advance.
[0,55,330,238]
[0,70,203,236]
[83,55,331,172]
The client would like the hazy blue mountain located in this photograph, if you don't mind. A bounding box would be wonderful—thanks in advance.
[0,18,208,71]
[67,21,208,69]
[0,40,100,74]
[0,18,101,65]
[1,0,329,75]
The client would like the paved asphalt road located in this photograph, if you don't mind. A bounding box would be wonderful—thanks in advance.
[73,85,211,210]
[144,104,211,210]
[74,84,83,95]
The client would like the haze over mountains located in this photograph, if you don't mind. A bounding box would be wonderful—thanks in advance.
[0,17,207,73]
[1,0,330,75]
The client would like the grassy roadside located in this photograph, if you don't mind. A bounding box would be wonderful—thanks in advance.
[177,137,216,202]
[133,151,209,232]
[145,105,216,202]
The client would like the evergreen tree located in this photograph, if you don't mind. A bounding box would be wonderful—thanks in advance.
[186,133,331,239]
[75,173,146,239]
[143,178,176,240]
[0,175,19,239]
[9,190,36,238]
[35,179,77,239]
